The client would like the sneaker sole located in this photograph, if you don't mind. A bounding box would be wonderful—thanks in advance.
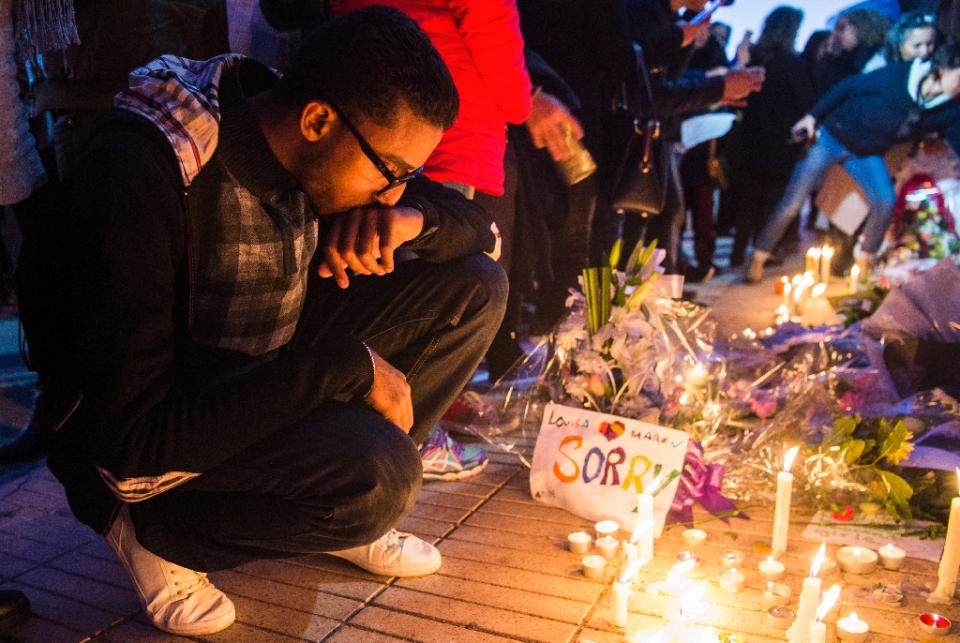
[422,458,489,482]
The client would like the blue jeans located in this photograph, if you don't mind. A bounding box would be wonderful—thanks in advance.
[755,128,895,254]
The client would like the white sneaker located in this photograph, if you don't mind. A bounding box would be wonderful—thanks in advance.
[328,529,441,577]
[745,250,769,284]
[106,505,236,635]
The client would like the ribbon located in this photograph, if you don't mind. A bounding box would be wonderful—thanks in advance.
[667,440,747,525]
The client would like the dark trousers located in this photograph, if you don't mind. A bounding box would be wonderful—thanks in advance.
[130,255,507,571]
[731,170,791,265]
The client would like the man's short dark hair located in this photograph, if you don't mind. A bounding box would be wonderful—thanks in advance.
[273,5,458,130]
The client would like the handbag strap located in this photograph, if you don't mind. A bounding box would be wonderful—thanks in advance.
[625,43,661,174]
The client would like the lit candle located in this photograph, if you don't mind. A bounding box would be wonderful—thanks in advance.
[837,611,870,642]
[763,582,792,606]
[820,245,834,284]
[630,482,657,563]
[687,362,708,387]
[878,543,906,570]
[567,531,593,554]
[636,490,654,524]
[682,528,707,548]
[759,556,786,581]
[930,468,960,604]
[596,535,620,560]
[787,542,826,643]
[806,247,821,274]
[720,550,744,569]
[848,264,861,294]
[782,281,792,308]
[612,579,630,628]
[582,554,607,580]
[919,612,953,637]
[809,584,842,643]
[777,275,788,295]
[718,567,746,593]
[595,520,619,540]
[771,446,799,557]
[837,546,878,574]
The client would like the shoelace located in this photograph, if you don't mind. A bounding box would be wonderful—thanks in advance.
[169,569,212,598]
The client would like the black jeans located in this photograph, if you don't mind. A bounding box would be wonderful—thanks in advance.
[131,255,507,571]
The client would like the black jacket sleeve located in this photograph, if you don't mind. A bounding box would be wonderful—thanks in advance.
[398,176,497,261]
[652,69,726,116]
[70,124,375,482]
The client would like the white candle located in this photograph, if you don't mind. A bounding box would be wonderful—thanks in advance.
[632,520,654,562]
[621,541,639,582]
[595,520,619,540]
[596,535,620,560]
[772,446,799,557]
[849,264,861,294]
[806,247,821,274]
[567,531,592,554]
[763,582,792,606]
[837,546,878,574]
[820,245,834,284]
[720,549,744,569]
[637,490,654,524]
[808,619,826,643]
[682,528,707,548]
[878,543,906,570]
[808,584,842,643]
[759,556,786,581]
[930,468,960,604]
[612,579,630,628]
[718,567,746,593]
[837,611,870,642]
[787,543,826,643]
[582,554,607,580]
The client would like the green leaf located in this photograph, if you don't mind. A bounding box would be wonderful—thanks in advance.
[877,419,909,461]
[824,416,857,448]
[877,469,914,521]
[608,239,622,270]
[843,439,866,465]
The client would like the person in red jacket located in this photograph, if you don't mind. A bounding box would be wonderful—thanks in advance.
[332,0,532,481]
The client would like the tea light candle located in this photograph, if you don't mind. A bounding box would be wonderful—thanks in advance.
[682,528,707,548]
[676,551,700,569]
[582,554,607,580]
[772,446,800,557]
[568,531,593,554]
[763,582,792,606]
[919,613,953,637]
[718,568,746,594]
[612,579,630,628]
[595,520,619,540]
[768,606,796,629]
[759,556,786,581]
[848,264,861,294]
[837,612,870,642]
[878,543,906,570]
[929,468,960,604]
[837,546,878,574]
[720,550,744,569]
[596,535,620,560]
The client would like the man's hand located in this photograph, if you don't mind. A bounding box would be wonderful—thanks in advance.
[734,30,753,67]
[526,90,584,161]
[364,350,413,432]
[718,66,765,107]
[791,114,817,143]
[317,206,424,288]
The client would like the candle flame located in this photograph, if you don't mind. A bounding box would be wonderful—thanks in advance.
[851,265,860,277]
[810,541,827,577]
[849,611,859,621]
[812,283,827,298]
[783,446,800,472]
[807,248,821,259]
[853,546,861,557]
[815,584,842,622]
[821,245,834,258]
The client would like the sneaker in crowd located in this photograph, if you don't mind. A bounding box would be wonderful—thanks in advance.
[745,250,768,284]
[420,425,489,481]
[106,505,235,635]
[329,529,441,577]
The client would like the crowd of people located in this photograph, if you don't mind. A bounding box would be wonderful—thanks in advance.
[0,0,959,636]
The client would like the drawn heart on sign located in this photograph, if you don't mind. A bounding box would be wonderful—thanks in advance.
[598,420,625,441]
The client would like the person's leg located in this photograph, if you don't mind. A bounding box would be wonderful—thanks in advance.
[295,254,507,446]
[753,130,847,254]
[841,153,897,256]
[130,402,422,571]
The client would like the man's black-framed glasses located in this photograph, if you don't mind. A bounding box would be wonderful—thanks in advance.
[327,99,424,196]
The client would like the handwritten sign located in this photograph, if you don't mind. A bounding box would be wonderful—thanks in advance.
[529,402,689,536]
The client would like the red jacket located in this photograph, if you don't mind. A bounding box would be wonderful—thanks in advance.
[331,0,531,195]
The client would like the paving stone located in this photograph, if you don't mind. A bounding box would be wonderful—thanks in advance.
[6,615,87,642]
[349,605,520,643]
[1,512,95,549]
[226,594,341,641]
[395,574,591,625]
[0,550,37,580]
[77,538,119,562]
[17,565,141,615]
[234,558,387,601]
[444,527,583,567]
[97,618,195,642]
[202,621,303,642]
[396,515,454,540]
[480,497,592,526]
[374,586,576,643]
[0,532,71,563]
[47,551,133,591]
[2,579,129,635]
[436,555,603,603]
[408,501,472,524]
[324,624,406,642]
[421,479,499,498]
[212,569,361,620]
[415,489,484,511]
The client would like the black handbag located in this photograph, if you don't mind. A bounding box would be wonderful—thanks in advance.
[611,43,668,217]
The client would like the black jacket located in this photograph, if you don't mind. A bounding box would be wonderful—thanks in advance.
[810,61,960,157]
